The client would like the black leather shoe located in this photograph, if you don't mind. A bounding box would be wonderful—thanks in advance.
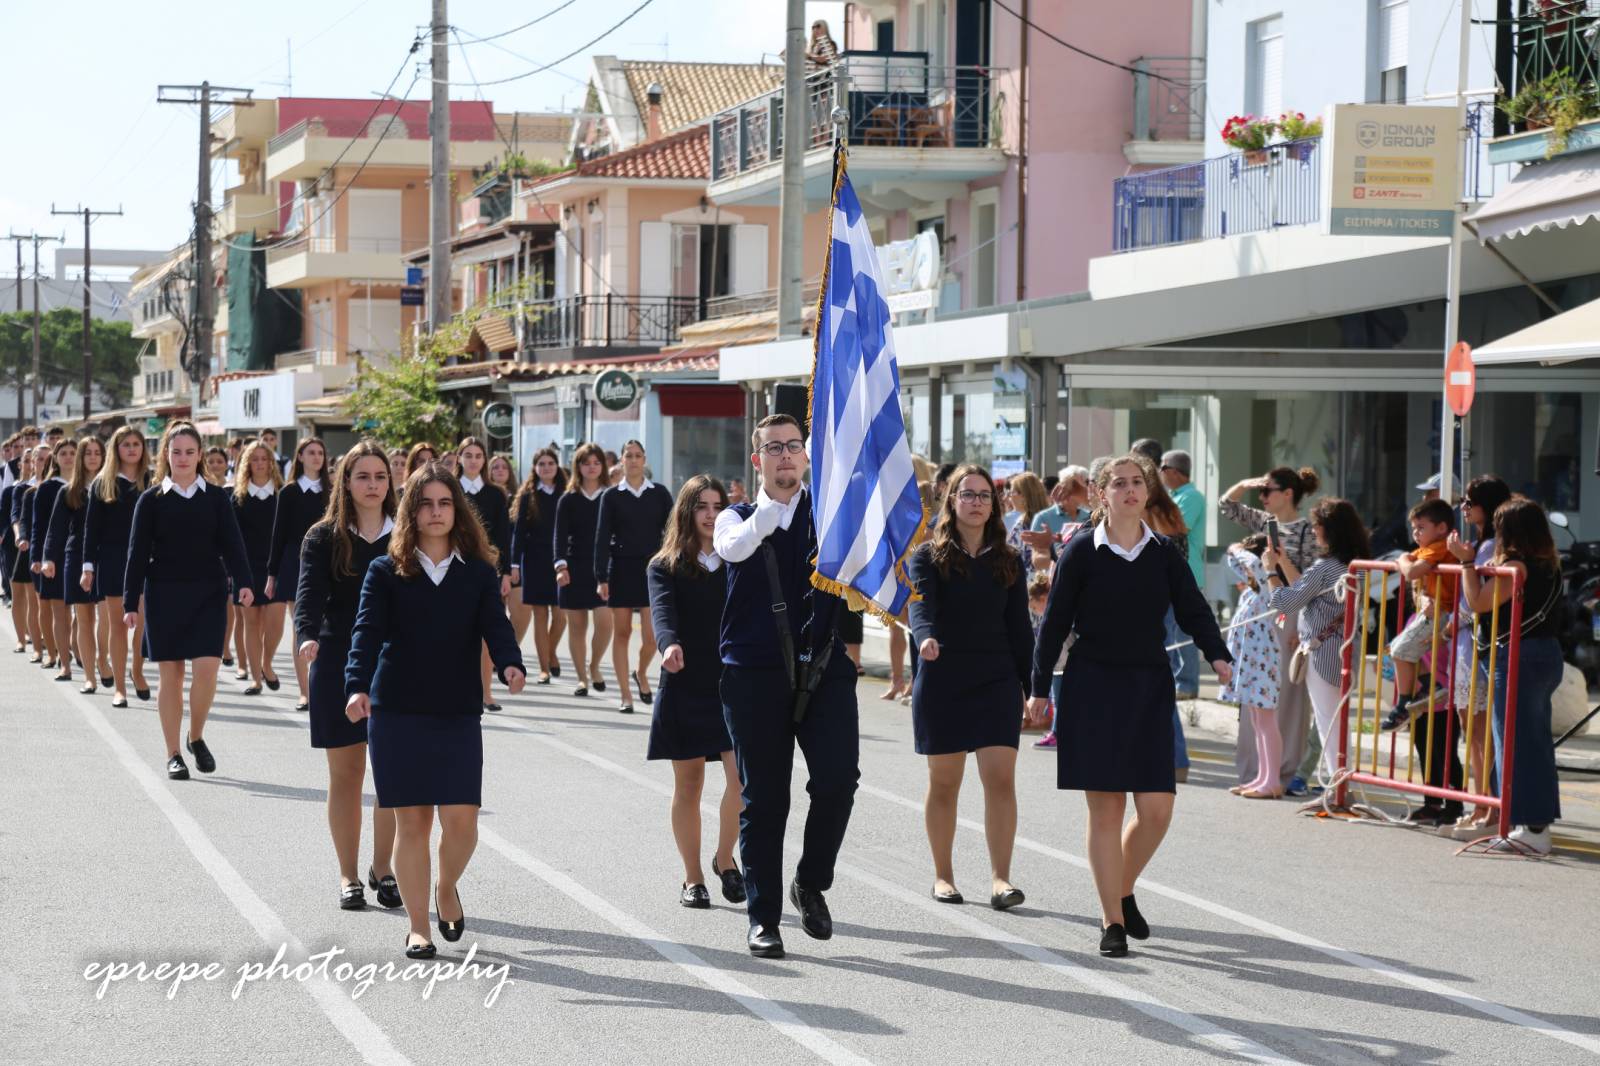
[1100,923,1130,957]
[747,924,785,958]
[222,656,234,667]
[635,671,654,705]
[167,754,190,780]
[550,662,561,678]
[1121,894,1150,940]
[405,937,436,960]
[294,698,309,712]
[484,701,502,713]
[368,868,403,909]
[135,686,151,701]
[680,883,711,909]
[242,683,262,696]
[933,885,964,904]
[436,884,465,942]
[110,694,128,708]
[789,880,833,940]
[991,887,1026,911]
[186,735,216,774]
[619,702,634,714]
[592,678,606,693]
[100,674,114,688]
[711,858,746,903]
[263,673,281,691]
[79,683,96,694]
[572,684,588,697]
[340,881,367,911]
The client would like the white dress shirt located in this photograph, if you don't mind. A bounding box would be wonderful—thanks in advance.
[537,482,555,494]
[415,548,462,586]
[459,475,484,494]
[247,481,275,501]
[1093,519,1156,562]
[712,487,802,564]
[696,550,723,573]
[350,516,396,543]
[297,475,323,494]
[161,476,202,499]
[620,477,655,498]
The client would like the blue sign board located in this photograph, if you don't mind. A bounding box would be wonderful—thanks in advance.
[405,266,423,286]
[400,286,424,307]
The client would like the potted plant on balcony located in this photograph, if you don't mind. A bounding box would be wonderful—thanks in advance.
[1222,115,1277,166]
[1499,69,1600,157]
[1277,111,1323,162]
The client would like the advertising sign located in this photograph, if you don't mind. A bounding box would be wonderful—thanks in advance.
[593,369,640,413]
[482,402,514,439]
[1325,104,1459,237]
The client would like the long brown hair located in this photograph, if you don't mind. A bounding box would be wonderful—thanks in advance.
[289,436,329,489]
[388,463,497,579]
[511,446,566,524]
[405,441,437,476]
[95,425,149,503]
[927,464,1019,585]
[1492,496,1559,571]
[1089,453,1167,528]
[63,436,104,510]
[1142,459,1187,536]
[315,439,397,578]
[652,475,728,578]
[1309,497,1371,564]
[233,438,284,501]
[567,442,607,494]
[153,421,204,483]
[1008,470,1049,527]
[43,437,76,482]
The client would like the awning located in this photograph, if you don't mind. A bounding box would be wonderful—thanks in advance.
[1467,153,1600,242]
[453,236,522,267]
[1475,295,1600,365]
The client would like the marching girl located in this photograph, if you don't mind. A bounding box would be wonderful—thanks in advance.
[646,475,745,908]
[16,444,54,662]
[388,448,408,488]
[595,440,673,714]
[908,465,1034,910]
[404,442,437,479]
[268,437,329,711]
[123,422,255,780]
[509,447,565,682]
[1027,455,1232,958]
[487,454,515,497]
[232,438,286,696]
[7,447,40,657]
[203,446,231,486]
[43,435,106,694]
[455,437,512,711]
[82,426,151,706]
[0,461,19,651]
[206,444,246,674]
[295,440,400,911]
[553,442,613,697]
[344,464,526,958]
[32,437,76,681]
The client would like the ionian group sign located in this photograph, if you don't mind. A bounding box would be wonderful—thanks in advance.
[1325,104,1459,237]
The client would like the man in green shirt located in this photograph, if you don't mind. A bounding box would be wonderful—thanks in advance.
[1160,450,1206,700]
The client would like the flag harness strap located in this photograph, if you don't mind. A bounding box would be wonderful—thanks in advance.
[761,542,835,724]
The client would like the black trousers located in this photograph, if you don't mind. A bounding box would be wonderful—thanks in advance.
[721,663,860,929]
[1411,710,1465,817]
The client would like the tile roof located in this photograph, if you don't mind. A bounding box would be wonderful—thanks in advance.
[620,61,783,134]
[529,123,709,186]
[457,313,519,356]
[436,350,719,383]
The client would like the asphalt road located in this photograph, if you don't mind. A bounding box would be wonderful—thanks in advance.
[5,616,1599,1066]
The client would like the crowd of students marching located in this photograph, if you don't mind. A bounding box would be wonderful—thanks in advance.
[0,412,1563,965]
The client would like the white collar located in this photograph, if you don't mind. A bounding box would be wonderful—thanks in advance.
[161,476,201,499]
[117,473,136,484]
[697,550,723,572]
[50,475,67,486]
[415,547,462,585]
[247,481,275,501]
[1093,520,1156,562]
[756,487,802,530]
[297,475,322,493]
[459,474,484,493]
[620,477,653,498]
[23,477,37,487]
[349,515,395,543]
[957,539,993,558]
[581,485,604,501]
[537,481,556,494]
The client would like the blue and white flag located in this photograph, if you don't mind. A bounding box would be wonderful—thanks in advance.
[809,154,926,618]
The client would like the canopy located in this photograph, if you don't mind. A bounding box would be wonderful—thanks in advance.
[1467,153,1600,242]
[1475,295,1600,365]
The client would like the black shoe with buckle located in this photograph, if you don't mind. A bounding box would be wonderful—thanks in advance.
[789,880,833,940]
[711,857,746,903]
[619,701,634,714]
[340,881,367,911]
[680,883,711,909]
[435,884,465,942]
[747,924,784,958]
[991,887,1025,911]
[367,868,403,909]
[405,937,436,960]
[186,735,216,774]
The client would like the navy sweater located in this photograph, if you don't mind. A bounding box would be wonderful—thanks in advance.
[83,476,141,584]
[463,484,512,575]
[293,522,391,646]
[233,490,278,578]
[594,481,673,580]
[346,553,524,715]
[122,482,253,613]
[43,490,89,581]
[907,542,1034,692]
[269,482,328,579]
[30,479,65,572]
[509,486,557,574]
[553,491,603,584]
[718,492,845,670]
[648,558,728,695]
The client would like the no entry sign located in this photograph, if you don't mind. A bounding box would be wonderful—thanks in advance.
[1446,341,1475,417]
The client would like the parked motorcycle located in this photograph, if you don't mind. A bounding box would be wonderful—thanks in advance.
[1551,513,1600,687]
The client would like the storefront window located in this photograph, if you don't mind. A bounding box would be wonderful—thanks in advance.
[1477,392,1583,514]
[670,416,747,490]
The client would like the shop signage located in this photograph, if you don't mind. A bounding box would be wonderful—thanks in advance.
[1325,104,1459,237]
[145,416,167,436]
[481,402,514,438]
[593,369,640,412]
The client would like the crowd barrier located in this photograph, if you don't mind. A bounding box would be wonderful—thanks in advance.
[1331,560,1525,853]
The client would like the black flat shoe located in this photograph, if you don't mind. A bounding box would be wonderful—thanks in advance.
[234,669,249,681]
[747,924,784,958]
[991,887,1025,911]
[167,754,190,780]
[263,674,281,691]
[135,687,151,701]
[550,662,561,678]
[536,673,551,685]
[572,684,588,697]
[242,684,262,696]
[1100,923,1129,958]
[54,671,73,682]
[635,671,654,705]
[933,885,964,904]
[110,694,128,708]
[484,702,502,712]
[100,674,113,687]
[789,880,833,940]
[711,858,746,903]
[680,883,711,909]
[436,885,465,943]
[186,735,216,774]
[618,702,634,714]
[294,698,309,712]
[405,937,436,960]
[340,881,367,910]
[592,678,606,693]
[1121,894,1150,940]
[367,868,403,910]
[222,656,234,667]
[79,683,96,695]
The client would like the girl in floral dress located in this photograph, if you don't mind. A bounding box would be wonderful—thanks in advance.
[1222,535,1283,798]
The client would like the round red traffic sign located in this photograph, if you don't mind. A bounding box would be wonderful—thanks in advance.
[1446,341,1475,417]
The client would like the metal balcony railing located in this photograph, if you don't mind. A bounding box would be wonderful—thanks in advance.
[264,233,424,263]
[1130,56,1206,142]
[521,295,701,351]
[275,348,340,370]
[710,54,1005,182]
[267,115,502,155]
[1513,0,1600,113]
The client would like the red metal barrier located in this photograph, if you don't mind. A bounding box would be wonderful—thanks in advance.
[1332,560,1525,848]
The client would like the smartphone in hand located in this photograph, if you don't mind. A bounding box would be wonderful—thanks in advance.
[1266,518,1281,551]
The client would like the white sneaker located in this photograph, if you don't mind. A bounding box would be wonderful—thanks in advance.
[1509,825,1553,855]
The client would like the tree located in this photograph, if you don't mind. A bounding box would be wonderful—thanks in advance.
[0,308,142,413]
[342,339,465,451]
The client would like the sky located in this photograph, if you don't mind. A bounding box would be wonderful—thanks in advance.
[2,0,846,276]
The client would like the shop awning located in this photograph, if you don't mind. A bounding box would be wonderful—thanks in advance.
[1475,295,1600,365]
[1467,153,1600,242]
[453,236,522,267]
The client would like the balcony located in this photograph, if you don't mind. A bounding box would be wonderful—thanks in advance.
[265,233,422,289]
[522,295,700,353]
[1124,56,1206,166]
[707,54,1008,206]
[264,115,503,182]
[210,101,276,159]
[1488,2,1600,163]
[218,186,279,237]
[275,348,355,389]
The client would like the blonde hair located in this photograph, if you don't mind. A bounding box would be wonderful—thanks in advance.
[232,438,284,501]
[95,426,150,503]
[63,435,104,510]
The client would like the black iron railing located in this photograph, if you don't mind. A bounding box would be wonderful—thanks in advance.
[1130,56,1206,142]
[1514,0,1600,105]
[521,295,701,350]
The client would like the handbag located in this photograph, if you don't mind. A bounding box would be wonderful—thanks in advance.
[1288,613,1343,686]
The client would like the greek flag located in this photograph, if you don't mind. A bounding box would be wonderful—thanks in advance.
[809,153,926,618]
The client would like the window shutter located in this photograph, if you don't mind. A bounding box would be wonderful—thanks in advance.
[638,221,671,297]
[730,224,769,296]
[1379,0,1409,74]
[1257,17,1285,119]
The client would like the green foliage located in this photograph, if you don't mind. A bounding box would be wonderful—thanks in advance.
[342,339,465,451]
[1500,70,1600,157]
[0,307,140,409]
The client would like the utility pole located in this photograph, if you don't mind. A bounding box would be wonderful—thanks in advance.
[1437,0,1473,502]
[7,232,65,423]
[50,207,122,420]
[428,0,453,336]
[777,0,807,340]
[11,236,20,311]
[159,83,254,404]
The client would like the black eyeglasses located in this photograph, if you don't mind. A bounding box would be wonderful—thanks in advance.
[758,440,806,457]
[956,490,993,504]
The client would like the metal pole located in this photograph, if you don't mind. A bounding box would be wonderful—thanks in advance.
[777,0,806,340]
[1438,0,1473,502]
[194,82,215,401]
[81,210,92,419]
[31,238,44,419]
[428,0,453,336]
[13,238,20,312]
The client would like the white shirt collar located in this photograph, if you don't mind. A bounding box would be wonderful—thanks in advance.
[161,476,201,499]
[350,515,396,543]
[536,481,556,494]
[1093,520,1156,562]
[297,475,322,493]
[581,485,604,501]
[957,539,993,558]
[117,473,135,484]
[756,487,802,530]
[50,475,67,485]
[459,475,484,494]
[247,481,275,501]
[697,550,723,572]
[415,548,462,585]
[621,478,653,498]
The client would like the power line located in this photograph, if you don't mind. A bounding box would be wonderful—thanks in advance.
[432,0,658,88]
[450,0,580,45]
[990,0,1189,85]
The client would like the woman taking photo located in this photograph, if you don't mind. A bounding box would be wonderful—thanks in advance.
[295,440,401,911]
[646,475,745,908]
[1027,455,1232,958]
[909,465,1034,910]
[509,447,565,682]
[32,437,76,681]
[83,426,151,705]
[1448,496,1563,855]
[123,422,254,779]
[1220,465,1322,793]
[233,438,286,696]
[554,442,612,697]
[456,437,513,711]
[268,437,330,711]
[345,464,525,958]
[43,435,105,693]
[596,440,673,714]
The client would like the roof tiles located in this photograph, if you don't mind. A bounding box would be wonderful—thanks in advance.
[620,61,782,134]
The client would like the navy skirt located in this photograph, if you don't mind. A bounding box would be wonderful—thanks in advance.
[63,563,101,606]
[144,578,228,661]
[95,554,129,599]
[605,556,651,609]
[368,710,483,807]
[309,639,368,749]
[1057,655,1177,794]
[36,563,64,601]
[647,670,733,761]
[274,553,301,604]
[520,562,559,606]
[911,652,1023,755]
[558,567,603,610]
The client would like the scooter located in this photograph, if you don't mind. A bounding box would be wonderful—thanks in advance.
[1551,512,1600,687]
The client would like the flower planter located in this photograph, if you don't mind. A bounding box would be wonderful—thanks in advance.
[1487,116,1600,165]
[1243,148,1274,167]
